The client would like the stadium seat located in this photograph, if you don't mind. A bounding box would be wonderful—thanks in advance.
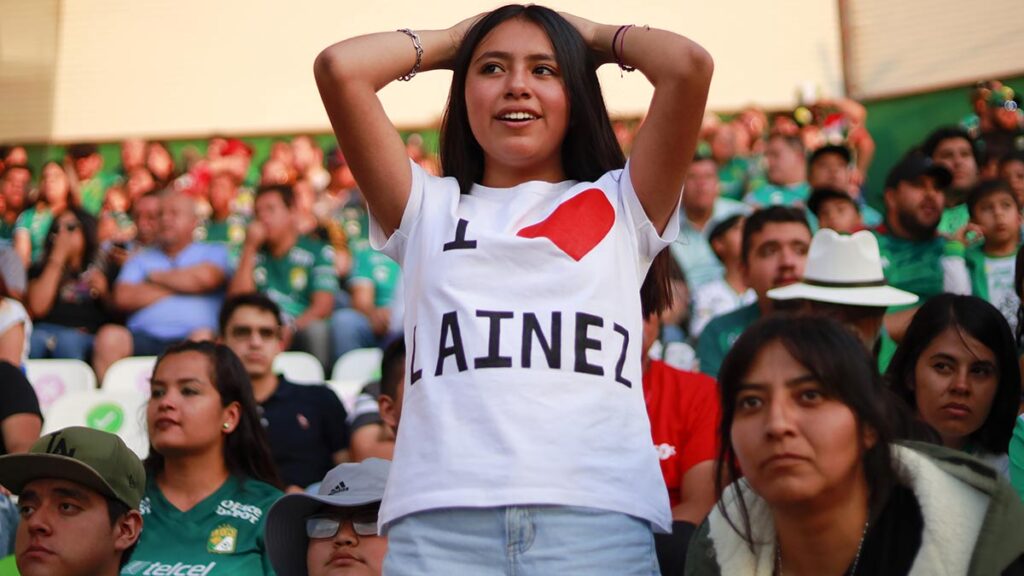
[330,347,383,385]
[43,389,149,458]
[102,356,157,395]
[273,351,324,384]
[25,359,97,416]
[326,379,366,414]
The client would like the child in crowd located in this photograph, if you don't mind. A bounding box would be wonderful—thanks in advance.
[689,214,754,338]
[807,187,864,234]
[1000,151,1024,207]
[966,180,1023,330]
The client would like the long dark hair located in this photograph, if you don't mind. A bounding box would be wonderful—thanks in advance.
[40,206,99,271]
[886,293,1019,455]
[715,315,898,547]
[144,340,283,489]
[1015,248,1024,349]
[440,4,673,315]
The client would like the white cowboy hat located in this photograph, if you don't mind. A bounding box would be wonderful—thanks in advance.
[767,229,919,307]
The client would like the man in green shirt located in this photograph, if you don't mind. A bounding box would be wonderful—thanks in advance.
[743,135,810,208]
[67,143,117,216]
[874,155,970,365]
[697,206,811,378]
[198,170,249,263]
[0,165,30,243]
[229,184,338,371]
[0,427,144,576]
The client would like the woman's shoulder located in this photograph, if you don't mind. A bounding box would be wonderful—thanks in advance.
[235,477,285,506]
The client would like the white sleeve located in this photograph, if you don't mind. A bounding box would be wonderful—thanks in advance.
[368,159,428,264]
[942,254,972,295]
[615,159,682,263]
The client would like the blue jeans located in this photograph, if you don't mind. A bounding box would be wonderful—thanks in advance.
[0,493,17,557]
[383,506,660,576]
[29,323,95,361]
[330,308,378,361]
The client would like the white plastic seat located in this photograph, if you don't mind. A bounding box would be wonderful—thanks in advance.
[273,351,324,385]
[25,359,97,416]
[330,348,383,385]
[326,379,367,415]
[42,389,150,458]
[102,356,157,396]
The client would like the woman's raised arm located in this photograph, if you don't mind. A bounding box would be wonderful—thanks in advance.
[565,16,713,234]
[313,17,478,236]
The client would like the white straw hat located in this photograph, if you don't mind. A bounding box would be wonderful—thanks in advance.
[767,229,919,307]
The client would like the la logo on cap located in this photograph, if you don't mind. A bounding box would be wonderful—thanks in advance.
[45,432,76,458]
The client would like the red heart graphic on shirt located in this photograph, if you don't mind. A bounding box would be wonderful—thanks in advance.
[516,188,614,261]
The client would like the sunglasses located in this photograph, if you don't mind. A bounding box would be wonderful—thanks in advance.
[305,513,379,538]
[228,326,279,341]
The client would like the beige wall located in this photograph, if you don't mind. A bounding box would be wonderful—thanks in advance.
[844,0,1024,99]
[1,0,842,142]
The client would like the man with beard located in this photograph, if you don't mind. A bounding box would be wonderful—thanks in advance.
[696,206,810,378]
[873,155,970,352]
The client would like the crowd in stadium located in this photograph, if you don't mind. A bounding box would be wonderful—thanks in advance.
[2,5,1024,576]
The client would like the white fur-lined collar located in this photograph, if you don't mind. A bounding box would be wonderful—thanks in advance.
[706,445,991,575]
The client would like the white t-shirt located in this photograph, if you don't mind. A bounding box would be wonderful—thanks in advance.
[984,255,1019,333]
[370,161,676,533]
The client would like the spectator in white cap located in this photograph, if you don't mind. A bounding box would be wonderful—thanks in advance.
[265,458,389,576]
[768,228,918,350]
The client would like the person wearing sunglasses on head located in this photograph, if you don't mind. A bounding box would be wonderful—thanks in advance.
[264,459,389,576]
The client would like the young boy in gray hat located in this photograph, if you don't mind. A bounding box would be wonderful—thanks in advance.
[265,458,389,576]
[0,426,145,576]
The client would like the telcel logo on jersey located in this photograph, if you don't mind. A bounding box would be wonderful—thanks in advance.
[122,561,217,575]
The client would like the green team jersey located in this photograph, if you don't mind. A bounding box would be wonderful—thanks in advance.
[252,236,337,320]
[873,229,967,370]
[743,182,810,208]
[122,475,282,576]
[717,156,756,201]
[80,173,118,216]
[873,230,964,304]
[14,206,54,264]
[349,239,400,307]
[938,204,969,237]
[696,302,761,379]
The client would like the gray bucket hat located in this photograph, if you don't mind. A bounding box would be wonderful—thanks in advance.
[264,458,390,576]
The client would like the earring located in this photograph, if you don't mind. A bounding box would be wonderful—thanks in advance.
[222,422,231,431]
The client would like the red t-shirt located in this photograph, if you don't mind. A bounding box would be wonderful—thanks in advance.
[643,360,721,508]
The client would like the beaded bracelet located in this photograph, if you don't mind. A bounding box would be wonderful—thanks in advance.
[396,28,423,81]
[612,24,636,74]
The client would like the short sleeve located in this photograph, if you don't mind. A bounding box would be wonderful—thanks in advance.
[0,362,41,422]
[12,212,30,234]
[311,244,338,293]
[318,387,350,452]
[116,251,147,285]
[368,159,428,263]
[615,159,682,263]
[204,243,231,272]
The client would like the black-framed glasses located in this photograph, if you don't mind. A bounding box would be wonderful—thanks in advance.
[305,513,379,538]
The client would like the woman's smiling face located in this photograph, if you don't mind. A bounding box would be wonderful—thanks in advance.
[464,17,569,186]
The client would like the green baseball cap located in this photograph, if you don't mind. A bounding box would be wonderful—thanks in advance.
[0,426,145,509]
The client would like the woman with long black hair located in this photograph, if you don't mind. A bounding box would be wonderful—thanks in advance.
[315,5,712,573]
[128,341,283,575]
